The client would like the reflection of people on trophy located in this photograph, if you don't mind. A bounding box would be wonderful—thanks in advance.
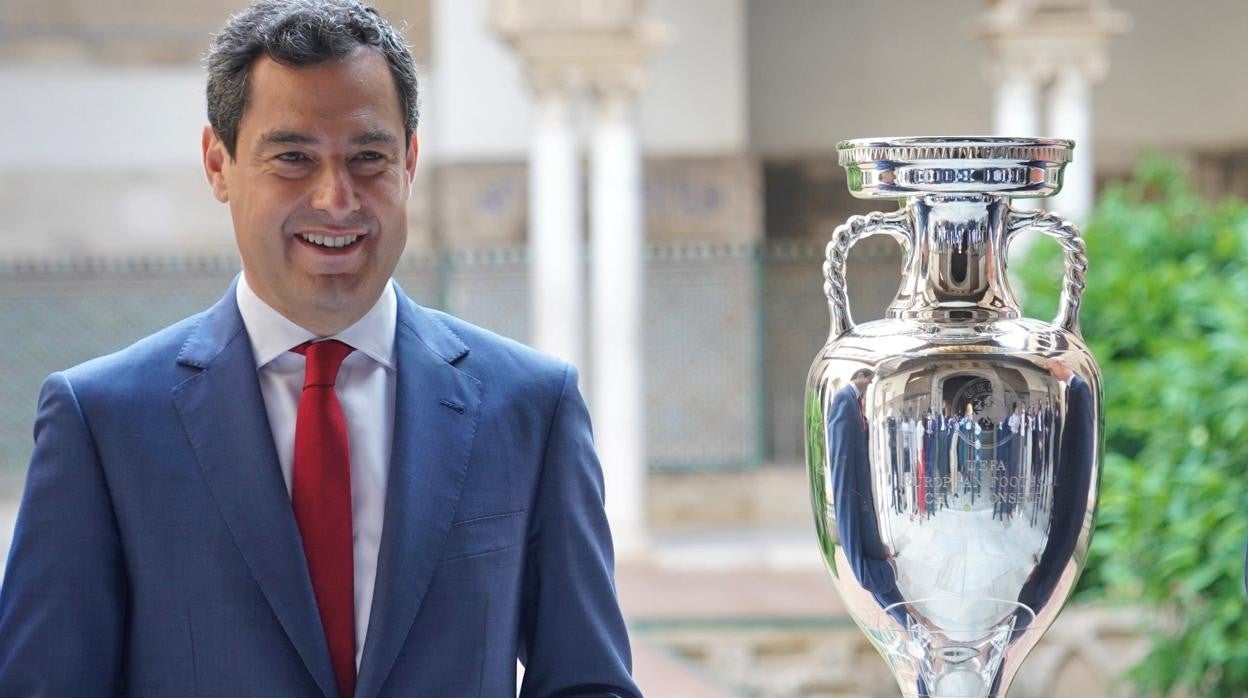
[1015,358,1096,629]
[994,402,1026,521]
[887,409,903,512]
[901,408,915,512]
[927,409,952,512]
[914,412,928,517]
[957,403,982,502]
[879,380,1078,525]
[827,368,903,613]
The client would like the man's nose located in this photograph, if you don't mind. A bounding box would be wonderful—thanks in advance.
[310,163,361,220]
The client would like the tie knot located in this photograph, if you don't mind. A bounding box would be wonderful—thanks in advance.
[293,339,355,388]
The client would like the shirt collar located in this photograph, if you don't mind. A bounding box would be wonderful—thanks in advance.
[235,273,397,371]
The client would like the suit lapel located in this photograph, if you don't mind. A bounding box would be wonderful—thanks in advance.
[172,282,339,698]
[355,293,482,698]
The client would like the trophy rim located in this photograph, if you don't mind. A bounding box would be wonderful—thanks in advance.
[837,136,1074,160]
[836,136,1074,199]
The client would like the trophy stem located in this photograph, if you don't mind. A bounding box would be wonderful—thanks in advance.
[867,598,1035,698]
[885,194,1022,326]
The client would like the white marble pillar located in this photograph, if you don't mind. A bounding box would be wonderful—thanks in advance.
[493,0,665,562]
[1047,66,1094,224]
[975,2,1128,228]
[529,89,584,370]
[590,88,646,558]
[993,70,1041,214]
[993,72,1040,138]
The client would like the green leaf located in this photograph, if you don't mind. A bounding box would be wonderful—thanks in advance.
[1018,156,1248,695]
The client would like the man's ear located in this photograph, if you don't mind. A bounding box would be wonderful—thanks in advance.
[405,132,419,183]
[202,125,230,204]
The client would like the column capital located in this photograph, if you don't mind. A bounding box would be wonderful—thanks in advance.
[491,0,667,99]
[586,61,652,111]
[973,0,1130,86]
[981,50,1060,87]
[982,39,1114,86]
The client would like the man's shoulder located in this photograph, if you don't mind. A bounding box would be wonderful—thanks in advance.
[409,302,570,389]
[58,310,210,395]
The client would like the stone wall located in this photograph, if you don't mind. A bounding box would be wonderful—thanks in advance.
[432,154,763,249]
[0,0,430,64]
[639,606,1148,698]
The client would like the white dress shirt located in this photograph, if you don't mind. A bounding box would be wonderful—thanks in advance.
[236,274,396,670]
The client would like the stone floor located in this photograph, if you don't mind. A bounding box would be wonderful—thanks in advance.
[619,560,854,696]
[621,531,1146,698]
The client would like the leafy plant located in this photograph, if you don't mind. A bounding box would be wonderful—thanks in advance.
[1016,156,1248,696]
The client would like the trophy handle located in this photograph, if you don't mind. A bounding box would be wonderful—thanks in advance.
[823,209,912,337]
[1006,210,1089,335]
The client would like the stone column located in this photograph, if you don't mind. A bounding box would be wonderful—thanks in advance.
[993,71,1040,138]
[590,84,645,557]
[1047,66,1095,224]
[529,86,584,368]
[493,0,666,561]
[973,0,1129,224]
[991,66,1044,214]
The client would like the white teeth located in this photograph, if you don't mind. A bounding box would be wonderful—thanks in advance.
[299,233,359,248]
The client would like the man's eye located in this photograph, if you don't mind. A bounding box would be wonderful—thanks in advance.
[276,152,309,163]
[354,151,384,162]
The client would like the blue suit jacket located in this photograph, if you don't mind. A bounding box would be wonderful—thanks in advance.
[826,384,898,611]
[0,281,639,697]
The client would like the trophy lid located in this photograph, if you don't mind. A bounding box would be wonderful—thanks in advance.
[837,136,1074,199]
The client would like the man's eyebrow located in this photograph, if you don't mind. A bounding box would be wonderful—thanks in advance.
[257,130,319,148]
[350,129,400,148]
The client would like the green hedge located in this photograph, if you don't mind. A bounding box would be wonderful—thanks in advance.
[1017,157,1248,696]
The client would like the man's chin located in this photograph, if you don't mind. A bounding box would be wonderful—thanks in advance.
[301,275,373,305]
[294,256,367,278]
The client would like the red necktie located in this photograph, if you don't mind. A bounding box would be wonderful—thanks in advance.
[291,340,356,698]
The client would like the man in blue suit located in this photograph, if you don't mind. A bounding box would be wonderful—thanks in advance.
[826,369,901,615]
[0,1,639,696]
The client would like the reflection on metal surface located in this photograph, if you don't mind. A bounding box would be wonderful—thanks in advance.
[807,137,1102,697]
[867,597,1033,698]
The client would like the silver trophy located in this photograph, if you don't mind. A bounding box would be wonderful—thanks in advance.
[805,137,1103,697]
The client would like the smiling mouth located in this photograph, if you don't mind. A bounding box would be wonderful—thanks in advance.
[296,232,363,250]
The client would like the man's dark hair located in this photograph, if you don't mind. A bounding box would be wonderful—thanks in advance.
[205,0,419,159]
[851,368,875,381]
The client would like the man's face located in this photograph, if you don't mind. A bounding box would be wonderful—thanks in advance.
[203,48,417,334]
